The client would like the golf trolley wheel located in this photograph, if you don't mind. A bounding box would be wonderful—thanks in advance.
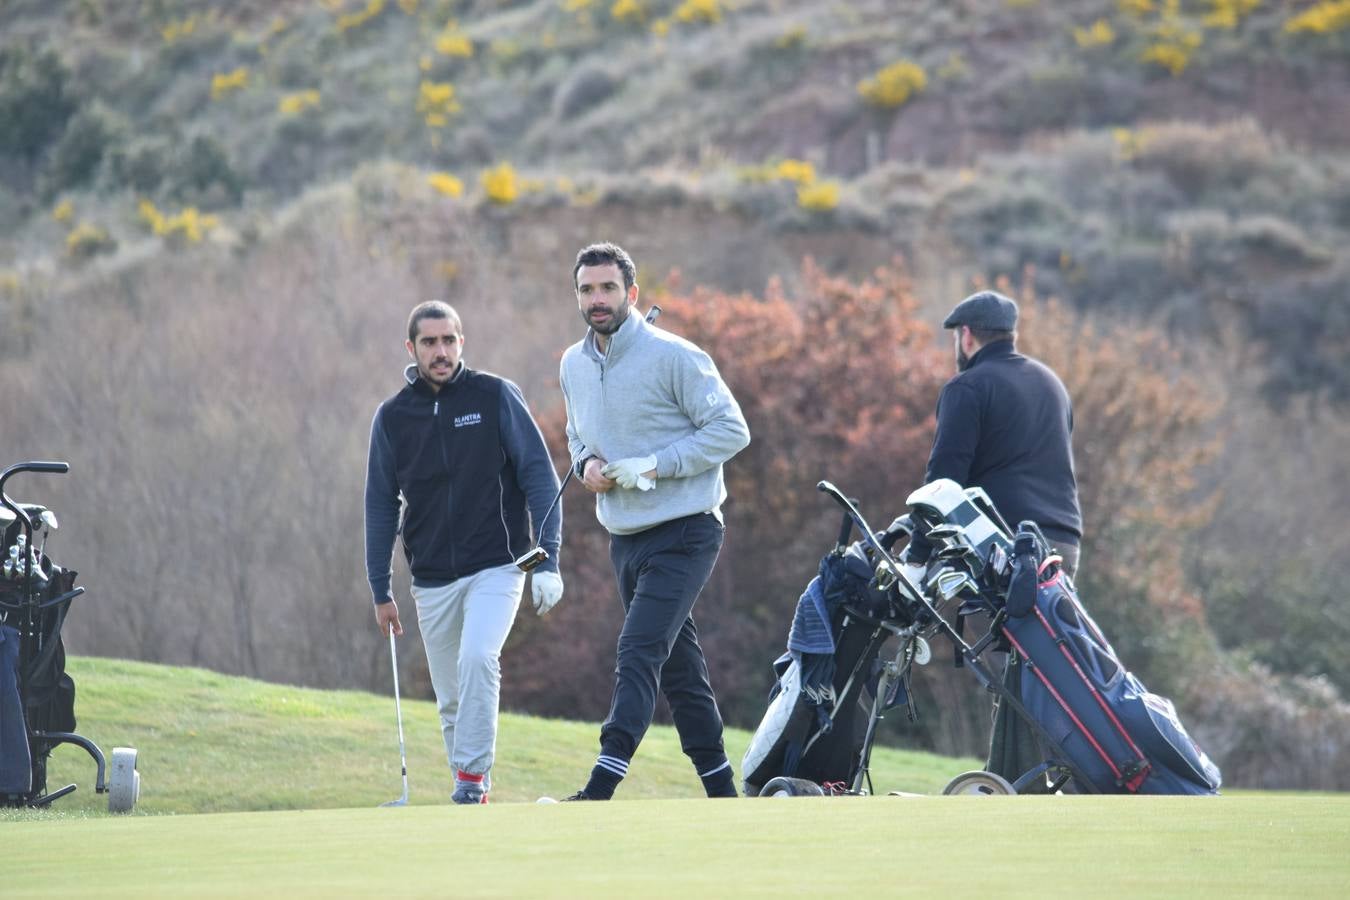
[941,770,1016,796]
[107,747,140,814]
[760,777,826,798]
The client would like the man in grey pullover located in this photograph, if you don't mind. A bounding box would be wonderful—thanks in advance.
[559,242,750,800]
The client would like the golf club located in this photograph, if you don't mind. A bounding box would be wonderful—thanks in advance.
[514,304,663,572]
[379,627,409,807]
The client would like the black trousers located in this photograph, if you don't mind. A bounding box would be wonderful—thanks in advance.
[599,513,729,776]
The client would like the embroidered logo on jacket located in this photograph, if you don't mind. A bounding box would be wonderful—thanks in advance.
[454,412,483,428]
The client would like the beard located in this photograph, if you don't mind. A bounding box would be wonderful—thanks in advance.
[582,299,631,336]
[956,345,972,372]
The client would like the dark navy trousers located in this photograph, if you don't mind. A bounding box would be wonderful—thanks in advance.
[599,513,730,777]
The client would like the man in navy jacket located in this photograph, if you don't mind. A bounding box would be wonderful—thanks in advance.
[365,301,562,804]
[913,289,1082,789]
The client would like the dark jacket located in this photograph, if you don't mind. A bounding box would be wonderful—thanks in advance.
[364,363,561,604]
[924,340,1081,548]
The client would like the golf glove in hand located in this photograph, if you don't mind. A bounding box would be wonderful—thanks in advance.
[602,455,657,491]
[532,570,564,616]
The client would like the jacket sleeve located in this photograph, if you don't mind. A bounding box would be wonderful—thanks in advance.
[500,380,562,574]
[925,380,980,488]
[651,345,751,480]
[364,407,401,605]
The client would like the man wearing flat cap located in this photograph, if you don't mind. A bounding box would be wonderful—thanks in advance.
[911,289,1083,789]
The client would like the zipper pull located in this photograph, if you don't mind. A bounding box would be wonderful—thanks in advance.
[434,400,439,415]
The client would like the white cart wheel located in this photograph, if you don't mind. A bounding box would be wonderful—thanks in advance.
[107,747,140,813]
[942,770,1016,796]
[760,776,826,797]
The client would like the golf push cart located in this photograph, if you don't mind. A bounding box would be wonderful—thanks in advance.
[1,460,140,812]
[742,477,1220,798]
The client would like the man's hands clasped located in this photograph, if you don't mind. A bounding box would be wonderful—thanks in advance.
[602,455,657,491]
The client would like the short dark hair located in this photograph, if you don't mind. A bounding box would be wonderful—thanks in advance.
[407,301,462,343]
[573,242,636,291]
[967,326,1016,347]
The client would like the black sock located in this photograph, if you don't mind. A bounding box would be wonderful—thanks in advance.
[584,755,627,800]
[700,762,738,798]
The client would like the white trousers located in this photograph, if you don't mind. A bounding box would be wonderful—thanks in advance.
[411,563,524,778]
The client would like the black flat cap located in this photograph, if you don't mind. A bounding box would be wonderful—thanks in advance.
[942,290,1019,331]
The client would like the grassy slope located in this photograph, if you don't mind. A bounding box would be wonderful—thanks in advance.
[15,657,978,815]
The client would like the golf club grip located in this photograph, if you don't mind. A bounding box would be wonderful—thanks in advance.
[835,511,853,549]
[25,461,70,474]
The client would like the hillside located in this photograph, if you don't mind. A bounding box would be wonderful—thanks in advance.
[3,0,1350,791]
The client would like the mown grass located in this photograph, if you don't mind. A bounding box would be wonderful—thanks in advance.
[5,656,977,816]
[5,658,1348,898]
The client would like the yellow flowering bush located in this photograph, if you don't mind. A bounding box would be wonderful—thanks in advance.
[564,0,595,10]
[210,67,249,101]
[279,90,322,115]
[1074,19,1116,47]
[1142,5,1203,75]
[161,16,198,44]
[435,21,474,57]
[1203,0,1261,30]
[857,60,927,108]
[797,182,839,212]
[416,81,461,127]
[428,172,464,197]
[336,0,387,33]
[139,200,219,246]
[612,0,646,24]
[481,163,520,205]
[774,159,816,185]
[674,0,722,25]
[65,222,117,260]
[52,199,74,223]
[1118,0,1155,15]
[1285,1,1350,33]
[775,25,807,49]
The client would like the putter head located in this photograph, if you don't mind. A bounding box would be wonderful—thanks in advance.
[514,546,549,573]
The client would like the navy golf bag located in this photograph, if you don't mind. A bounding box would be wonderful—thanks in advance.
[906,478,1221,795]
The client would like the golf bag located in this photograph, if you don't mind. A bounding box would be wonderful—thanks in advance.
[1,460,139,811]
[998,535,1221,795]
[742,529,918,796]
[906,478,1221,795]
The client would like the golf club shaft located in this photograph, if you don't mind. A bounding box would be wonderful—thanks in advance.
[389,628,408,797]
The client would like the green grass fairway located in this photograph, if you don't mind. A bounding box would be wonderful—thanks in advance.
[6,796,1349,898]
[5,659,1348,897]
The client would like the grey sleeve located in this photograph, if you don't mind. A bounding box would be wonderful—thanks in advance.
[364,407,400,605]
[499,381,562,573]
[652,345,751,480]
[560,360,593,476]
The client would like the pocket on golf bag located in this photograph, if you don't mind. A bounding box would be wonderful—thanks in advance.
[1,624,33,795]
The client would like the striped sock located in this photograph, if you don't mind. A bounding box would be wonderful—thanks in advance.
[698,760,737,798]
[584,754,629,800]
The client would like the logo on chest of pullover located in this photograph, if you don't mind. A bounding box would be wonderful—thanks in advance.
[453,412,483,428]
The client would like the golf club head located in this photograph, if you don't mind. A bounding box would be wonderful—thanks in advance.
[933,569,979,603]
[380,795,408,807]
[925,524,963,543]
[514,546,549,572]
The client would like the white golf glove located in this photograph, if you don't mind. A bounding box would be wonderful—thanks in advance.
[602,455,657,491]
[531,570,564,616]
